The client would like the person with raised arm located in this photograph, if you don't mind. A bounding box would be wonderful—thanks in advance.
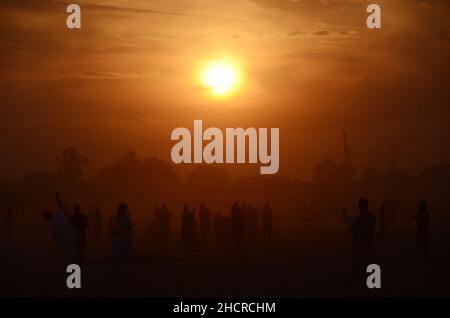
[43,193,75,265]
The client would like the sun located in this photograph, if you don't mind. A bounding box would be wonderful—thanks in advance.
[201,61,240,96]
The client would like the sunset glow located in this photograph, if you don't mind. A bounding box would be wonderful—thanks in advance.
[1,0,450,301]
[201,61,240,96]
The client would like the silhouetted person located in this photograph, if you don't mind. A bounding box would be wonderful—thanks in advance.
[70,204,88,264]
[377,202,387,241]
[112,203,134,276]
[43,193,75,265]
[414,200,430,259]
[199,204,211,241]
[241,203,248,238]
[262,203,273,240]
[181,205,196,251]
[160,203,173,240]
[223,215,231,246]
[213,211,228,247]
[213,211,222,244]
[43,210,57,248]
[349,198,376,283]
[2,208,13,244]
[248,205,258,240]
[154,204,164,239]
[230,202,243,252]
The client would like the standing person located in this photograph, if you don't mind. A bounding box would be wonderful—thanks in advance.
[414,200,430,259]
[111,203,134,276]
[241,204,250,242]
[43,193,75,265]
[160,204,173,241]
[199,204,211,242]
[70,204,89,264]
[181,205,196,251]
[230,202,243,252]
[152,203,161,239]
[248,205,258,240]
[213,211,222,245]
[262,203,273,240]
[349,198,376,283]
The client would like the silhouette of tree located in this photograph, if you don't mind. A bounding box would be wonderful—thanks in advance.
[185,165,232,206]
[361,168,382,186]
[313,159,355,185]
[421,159,450,183]
[95,151,178,208]
[57,147,89,181]
[313,159,337,184]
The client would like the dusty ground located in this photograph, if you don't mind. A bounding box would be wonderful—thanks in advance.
[1,229,449,298]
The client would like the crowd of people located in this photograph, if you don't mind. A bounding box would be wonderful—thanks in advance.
[172,202,273,253]
[0,194,431,282]
[15,193,274,276]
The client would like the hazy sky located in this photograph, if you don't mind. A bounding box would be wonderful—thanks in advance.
[1,0,449,180]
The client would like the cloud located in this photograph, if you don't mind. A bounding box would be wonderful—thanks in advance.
[313,30,330,36]
[0,0,203,18]
[286,30,307,36]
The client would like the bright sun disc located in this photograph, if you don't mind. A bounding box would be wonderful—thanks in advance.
[202,62,238,96]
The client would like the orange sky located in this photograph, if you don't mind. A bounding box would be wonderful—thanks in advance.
[0,0,449,180]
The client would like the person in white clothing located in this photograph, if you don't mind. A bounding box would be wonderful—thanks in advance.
[43,192,75,265]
